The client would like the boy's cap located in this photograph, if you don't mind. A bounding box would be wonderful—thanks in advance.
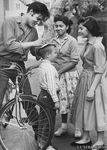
[38,43,56,50]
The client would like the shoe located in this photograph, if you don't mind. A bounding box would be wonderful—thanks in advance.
[54,127,67,137]
[2,112,13,128]
[46,145,59,150]
[2,116,10,128]
[71,140,92,147]
[74,128,82,138]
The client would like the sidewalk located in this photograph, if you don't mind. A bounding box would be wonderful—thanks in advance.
[0,112,107,150]
[52,113,107,150]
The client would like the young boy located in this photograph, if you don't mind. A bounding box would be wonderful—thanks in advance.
[37,43,60,150]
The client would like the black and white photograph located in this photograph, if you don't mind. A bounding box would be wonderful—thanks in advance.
[0,0,107,150]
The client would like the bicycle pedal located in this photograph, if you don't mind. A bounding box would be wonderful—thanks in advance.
[2,116,10,128]
[2,123,8,128]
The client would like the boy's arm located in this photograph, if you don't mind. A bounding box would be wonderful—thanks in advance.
[46,68,59,103]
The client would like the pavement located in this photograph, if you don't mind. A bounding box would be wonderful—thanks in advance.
[53,113,107,150]
[0,43,107,150]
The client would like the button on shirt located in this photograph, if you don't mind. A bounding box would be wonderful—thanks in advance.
[0,16,38,61]
[39,60,60,102]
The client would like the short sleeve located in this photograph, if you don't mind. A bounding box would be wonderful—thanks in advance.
[94,43,106,73]
[69,38,79,63]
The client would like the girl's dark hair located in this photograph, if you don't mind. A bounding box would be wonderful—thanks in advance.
[37,43,56,59]
[77,17,85,25]
[27,1,50,19]
[54,15,73,34]
[82,16,102,37]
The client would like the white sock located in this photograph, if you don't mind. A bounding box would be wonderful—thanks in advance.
[61,123,67,129]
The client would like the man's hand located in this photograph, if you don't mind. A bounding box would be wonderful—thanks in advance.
[21,39,44,49]
[33,39,44,47]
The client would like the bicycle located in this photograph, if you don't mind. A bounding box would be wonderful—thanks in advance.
[0,63,53,150]
[2,80,16,128]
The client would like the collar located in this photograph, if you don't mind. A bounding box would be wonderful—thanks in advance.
[16,16,22,24]
[42,59,51,64]
[15,15,32,32]
[14,16,23,28]
[87,37,97,45]
[56,34,68,40]
[54,34,68,45]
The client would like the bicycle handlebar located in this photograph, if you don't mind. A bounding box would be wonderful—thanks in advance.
[1,62,35,78]
[1,62,36,89]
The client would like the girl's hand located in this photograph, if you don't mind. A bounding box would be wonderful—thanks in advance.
[55,101,60,109]
[86,90,94,101]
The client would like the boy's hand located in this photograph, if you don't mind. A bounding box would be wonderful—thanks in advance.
[54,101,60,109]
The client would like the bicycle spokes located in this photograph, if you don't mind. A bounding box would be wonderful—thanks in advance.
[0,97,52,150]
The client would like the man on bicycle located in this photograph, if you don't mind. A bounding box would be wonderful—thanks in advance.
[0,1,50,111]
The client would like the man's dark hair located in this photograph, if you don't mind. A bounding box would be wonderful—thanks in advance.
[27,1,50,19]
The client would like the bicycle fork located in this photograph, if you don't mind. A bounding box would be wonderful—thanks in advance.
[15,76,26,128]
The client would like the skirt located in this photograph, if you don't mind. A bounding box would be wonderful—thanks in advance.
[70,69,107,131]
[59,70,79,114]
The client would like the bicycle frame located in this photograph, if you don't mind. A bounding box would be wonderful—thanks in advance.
[1,63,35,128]
[15,74,24,127]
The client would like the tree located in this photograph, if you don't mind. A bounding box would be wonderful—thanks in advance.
[73,0,107,17]
[19,0,78,41]
[19,0,71,41]
[19,0,107,42]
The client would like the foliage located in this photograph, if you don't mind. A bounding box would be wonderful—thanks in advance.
[73,0,107,17]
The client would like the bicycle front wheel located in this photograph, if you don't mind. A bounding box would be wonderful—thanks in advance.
[0,95,53,150]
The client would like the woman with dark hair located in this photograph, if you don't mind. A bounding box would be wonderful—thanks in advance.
[71,16,107,149]
[51,15,81,138]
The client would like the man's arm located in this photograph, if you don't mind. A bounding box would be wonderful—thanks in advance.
[2,19,43,55]
[21,39,44,50]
